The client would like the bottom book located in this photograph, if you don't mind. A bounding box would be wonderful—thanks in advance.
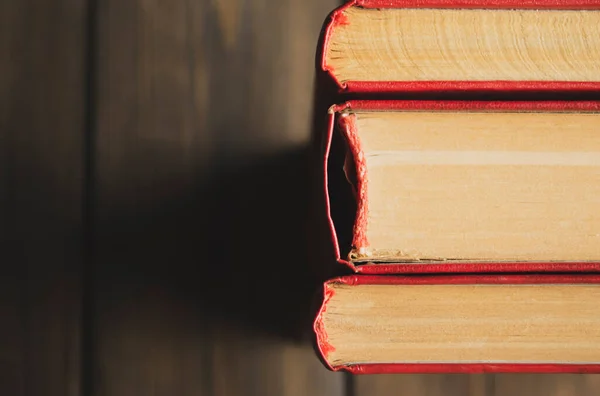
[314,274,600,374]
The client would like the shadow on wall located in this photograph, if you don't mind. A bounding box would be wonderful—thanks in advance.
[93,145,345,341]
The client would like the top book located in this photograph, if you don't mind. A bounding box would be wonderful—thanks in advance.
[320,0,600,92]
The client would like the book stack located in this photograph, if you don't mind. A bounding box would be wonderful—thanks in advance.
[312,0,600,374]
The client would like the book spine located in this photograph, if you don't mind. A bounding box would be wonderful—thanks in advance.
[319,2,357,92]
[337,112,369,257]
[312,281,337,371]
[323,103,358,271]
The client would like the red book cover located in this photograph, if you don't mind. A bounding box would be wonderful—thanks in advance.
[314,274,600,374]
[319,0,600,93]
[322,100,600,274]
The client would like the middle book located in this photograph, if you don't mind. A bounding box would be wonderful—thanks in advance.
[322,100,600,274]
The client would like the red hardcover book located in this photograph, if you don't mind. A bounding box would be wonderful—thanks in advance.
[320,0,600,93]
[314,274,600,373]
[323,100,600,274]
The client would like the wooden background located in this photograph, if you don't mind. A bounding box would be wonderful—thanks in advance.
[2,0,599,395]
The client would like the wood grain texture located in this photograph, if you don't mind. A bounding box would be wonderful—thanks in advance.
[354,374,600,396]
[493,375,600,396]
[91,0,344,395]
[354,374,477,396]
[0,0,86,395]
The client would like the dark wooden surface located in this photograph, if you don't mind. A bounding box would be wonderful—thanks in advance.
[90,0,344,395]
[1,0,86,395]
[2,0,599,395]
[354,374,600,396]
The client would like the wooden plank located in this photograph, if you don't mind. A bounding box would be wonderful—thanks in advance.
[354,375,477,396]
[354,372,600,395]
[0,0,87,395]
[493,375,600,396]
[92,0,343,395]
